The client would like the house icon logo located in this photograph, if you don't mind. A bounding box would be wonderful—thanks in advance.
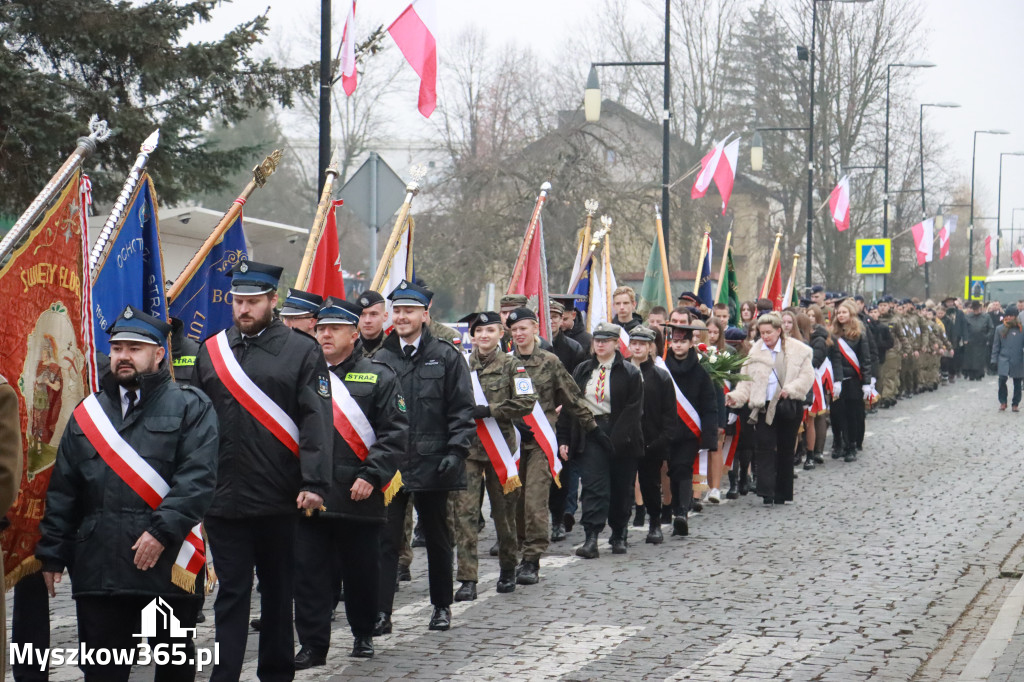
[133,597,197,639]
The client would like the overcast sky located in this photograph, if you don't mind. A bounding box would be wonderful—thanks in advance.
[192,0,1024,245]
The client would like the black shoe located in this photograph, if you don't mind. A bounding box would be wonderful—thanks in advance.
[294,646,327,670]
[516,559,539,585]
[488,540,499,557]
[811,451,825,464]
[672,514,688,537]
[496,569,517,593]
[691,499,703,513]
[738,472,750,496]
[660,507,673,524]
[803,458,815,470]
[250,617,261,631]
[196,610,206,624]
[411,528,426,548]
[398,564,411,582]
[856,444,863,451]
[551,522,566,542]
[774,499,785,505]
[576,531,600,559]
[844,452,857,463]
[563,512,575,532]
[350,636,374,658]
[726,471,738,499]
[455,581,477,601]
[609,530,627,554]
[428,606,451,631]
[763,496,774,505]
[372,612,392,636]
[478,515,485,533]
[632,506,646,527]
[646,521,664,544]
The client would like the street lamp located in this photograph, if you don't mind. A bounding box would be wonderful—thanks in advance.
[996,152,1024,268]
[969,129,1011,282]
[918,101,960,299]
[750,130,764,172]
[584,0,671,262]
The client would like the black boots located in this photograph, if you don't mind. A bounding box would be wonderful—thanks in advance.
[632,506,646,527]
[844,442,858,462]
[672,512,688,537]
[550,521,566,542]
[726,470,739,499]
[609,528,628,554]
[516,559,539,585]
[831,434,845,459]
[428,606,451,631]
[496,569,516,593]
[294,646,327,669]
[372,612,392,636]
[454,581,477,601]
[576,530,600,559]
[646,519,664,544]
[738,468,750,496]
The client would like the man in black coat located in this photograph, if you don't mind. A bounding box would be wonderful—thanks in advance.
[548,301,586,374]
[293,299,407,666]
[192,261,333,682]
[627,326,679,545]
[553,294,593,352]
[37,306,219,681]
[565,322,644,558]
[373,280,475,633]
[169,317,201,386]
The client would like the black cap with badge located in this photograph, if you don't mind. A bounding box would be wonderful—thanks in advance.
[316,298,362,325]
[230,260,283,295]
[107,305,172,345]
[388,280,433,307]
[356,290,385,309]
[280,289,324,317]
[458,311,503,334]
[505,307,538,327]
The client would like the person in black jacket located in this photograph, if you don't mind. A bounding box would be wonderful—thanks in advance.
[829,300,873,462]
[565,322,644,558]
[662,324,718,537]
[627,326,678,545]
[373,280,476,633]
[293,299,407,666]
[192,261,333,682]
[169,317,200,386]
[554,294,593,352]
[549,301,586,373]
[37,306,219,681]
[805,320,844,466]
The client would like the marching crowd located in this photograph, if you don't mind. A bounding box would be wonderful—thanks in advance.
[10,259,1023,682]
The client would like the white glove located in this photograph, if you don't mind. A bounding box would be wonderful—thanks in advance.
[869,377,877,390]
[861,384,872,400]
[833,382,842,399]
[727,413,738,425]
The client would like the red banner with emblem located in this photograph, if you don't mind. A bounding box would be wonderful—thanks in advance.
[0,170,94,588]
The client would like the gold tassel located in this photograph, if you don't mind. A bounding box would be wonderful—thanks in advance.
[383,470,403,506]
[501,474,522,494]
[4,557,43,591]
[552,470,561,489]
[171,565,197,594]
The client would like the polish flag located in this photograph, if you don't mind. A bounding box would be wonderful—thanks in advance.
[985,236,993,270]
[1012,248,1024,267]
[911,218,934,265]
[938,227,950,260]
[388,0,438,117]
[307,199,347,300]
[340,1,358,95]
[692,135,740,214]
[767,258,783,311]
[829,175,851,231]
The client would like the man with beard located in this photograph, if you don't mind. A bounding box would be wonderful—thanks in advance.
[278,288,324,336]
[36,306,219,681]
[193,261,333,682]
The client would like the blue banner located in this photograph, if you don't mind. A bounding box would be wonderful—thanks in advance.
[573,259,590,316]
[168,213,247,343]
[697,237,714,308]
[91,176,167,355]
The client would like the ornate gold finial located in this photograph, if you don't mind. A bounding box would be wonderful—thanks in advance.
[584,198,599,216]
[253,149,284,188]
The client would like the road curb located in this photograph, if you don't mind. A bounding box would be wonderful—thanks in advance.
[958,572,1024,681]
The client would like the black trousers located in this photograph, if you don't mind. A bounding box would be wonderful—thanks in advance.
[831,382,865,449]
[205,514,296,682]
[295,515,381,649]
[999,376,1024,406]
[667,440,699,516]
[379,489,452,615]
[76,594,200,682]
[12,572,50,682]
[752,411,802,502]
[578,421,638,533]
[636,456,665,521]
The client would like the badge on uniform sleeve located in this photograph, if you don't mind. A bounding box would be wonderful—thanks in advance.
[514,377,534,395]
[318,375,331,398]
[397,395,407,413]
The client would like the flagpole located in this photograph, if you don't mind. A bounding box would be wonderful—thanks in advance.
[654,205,673,308]
[603,227,613,321]
[782,252,800,307]
[370,166,426,291]
[759,232,783,299]
[507,181,552,294]
[167,150,284,302]
[565,223,611,295]
[538,218,551,339]
[714,228,733,302]
[89,129,161,278]
[295,149,341,289]
[693,228,710,293]
[0,115,111,263]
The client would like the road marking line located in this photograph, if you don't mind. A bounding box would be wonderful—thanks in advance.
[967,388,979,393]
[958,572,1024,681]
[665,635,829,681]
[922,404,937,412]
[893,417,909,423]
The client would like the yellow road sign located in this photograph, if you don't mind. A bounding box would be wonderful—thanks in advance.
[856,239,891,274]
[963,276,985,301]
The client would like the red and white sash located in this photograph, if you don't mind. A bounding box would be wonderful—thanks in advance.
[523,402,562,486]
[693,449,708,478]
[819,357,835,393]
[470,371,521,493]
[207,331,299,456]
[328,372,401,504]
[618,327,632,359]
[810,371,825,413]
[73,395,205,593]
[723,419,740,468]
[655,357,701,439]
[836,338,861,380]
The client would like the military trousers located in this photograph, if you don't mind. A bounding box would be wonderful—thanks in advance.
[455,459,518,581]
[881,350,902,401]
[515,441,554,561]
[900,355,918,393]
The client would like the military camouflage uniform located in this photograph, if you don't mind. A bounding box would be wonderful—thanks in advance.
[455,348,536,582]
[878,309,904,404]
[899,312,920,396]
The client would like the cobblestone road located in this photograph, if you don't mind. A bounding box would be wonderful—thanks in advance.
[8,377,1023,681]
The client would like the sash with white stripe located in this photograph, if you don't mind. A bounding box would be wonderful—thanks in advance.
[470,371,521,493]
[693,448,708,478]
[654,357,701,439]
[328,372,401,503]
[207,331,299,456]
[618,327,632,359]
[819,357,835,393]
[836,337,861,380]
[523,402,562,487]
[810,371,825,413]
[723,419,740,468]
[72,395,205,593]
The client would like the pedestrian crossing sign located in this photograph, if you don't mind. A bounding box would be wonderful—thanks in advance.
[855,239,891,274]
[963,276,985,301]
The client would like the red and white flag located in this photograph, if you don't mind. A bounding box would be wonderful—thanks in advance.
[340,1,358,95]
[938,226,950,260]
[911,218,934,265]
[510,215,551,339]
[985,236,993,270]
[388,0,438,117]
[307,199,347,300]
[1012,248,1024,267]
[692,135,740,215]
[829,175,851,232]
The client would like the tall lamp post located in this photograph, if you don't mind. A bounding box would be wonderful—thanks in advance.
[969,129,1011,283]
[995,152,1024,268]
[585,0,671,262]
[918,102,960,298]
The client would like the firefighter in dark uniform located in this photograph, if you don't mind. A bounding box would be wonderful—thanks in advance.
[169,317,200,385]
[192,261,333,682]
[293,298,407,666]
[356,290,388,355]
[278,288,324,336]
[373,280,476,633]
[36,306,219,681]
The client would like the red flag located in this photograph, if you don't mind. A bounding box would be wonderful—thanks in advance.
[340,1,358,96]
[1012,248,1024,267]
[308,199,347,300]
[911,218,934,266]
[388,0,437,117]
[768,258,783,311]
[829,175,851,231]
[510,216,550,339]
[985,236,993,270]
